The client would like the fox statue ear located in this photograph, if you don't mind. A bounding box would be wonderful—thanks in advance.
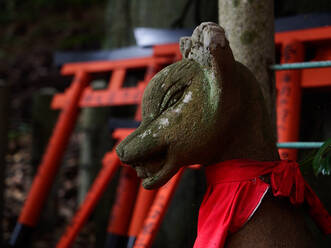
[179,36,192,59]
[180,22,236,85]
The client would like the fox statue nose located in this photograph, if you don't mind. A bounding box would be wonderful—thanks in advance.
[116,143,125,161]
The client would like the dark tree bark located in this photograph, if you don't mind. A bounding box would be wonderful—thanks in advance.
[0,80,9,245]
[103,0,218,49]
[104,0,135,49]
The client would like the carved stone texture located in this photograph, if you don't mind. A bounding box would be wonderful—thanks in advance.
[116,22,278,190]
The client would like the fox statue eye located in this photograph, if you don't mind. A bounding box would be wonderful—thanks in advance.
[159,80,192,115]
[164,89,185,110]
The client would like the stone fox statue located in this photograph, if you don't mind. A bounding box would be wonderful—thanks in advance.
[116,23,330,247]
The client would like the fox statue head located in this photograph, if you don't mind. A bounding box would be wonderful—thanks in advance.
[116,22,279,189]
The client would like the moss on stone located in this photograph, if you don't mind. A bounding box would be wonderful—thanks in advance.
[240,30,258,45]
[233,0,240,7]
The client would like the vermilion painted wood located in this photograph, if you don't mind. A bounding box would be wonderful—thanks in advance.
[108,68,126,90]
[56,150,121,248]
[127,165,199,248]
[51,58,173,109]
[18,71,89,227]
[106,166,139,235]
[52,27,331,111]
[127,186,157,239]
[105,62,161,244]
[276,40,305,161]
[153,43,181,58]
[300,46,331,88]
[275,26,331,44]
[61,57,173,75]
[188,164,202,169]
[275,26,331,89]
[112,128,136,141]
[52,87,145,109]
[56,129,135,248]
[133,169,184,248]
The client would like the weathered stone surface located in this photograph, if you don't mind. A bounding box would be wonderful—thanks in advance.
[116,22,316,247]
[117,22,278,189]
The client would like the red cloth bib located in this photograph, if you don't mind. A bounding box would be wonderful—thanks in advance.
[193,160,331,248]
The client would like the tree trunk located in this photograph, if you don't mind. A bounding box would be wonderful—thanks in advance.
[218,0,276,134]
[104,0,218,49]
[0,80,9,245]
[104,0,135,49]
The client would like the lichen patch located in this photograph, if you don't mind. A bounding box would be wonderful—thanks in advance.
[174,105,183,113]
[183,91,192,103]
[139,129,152,138]
[158,118,169,129]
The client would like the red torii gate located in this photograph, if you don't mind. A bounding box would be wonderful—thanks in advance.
[10,25,331,248]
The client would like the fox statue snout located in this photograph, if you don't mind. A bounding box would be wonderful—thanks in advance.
[116,22,278,189]
[116,58,222,189]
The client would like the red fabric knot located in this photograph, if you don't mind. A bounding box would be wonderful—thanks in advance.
[194,159,331,248]
[270,160,305,205]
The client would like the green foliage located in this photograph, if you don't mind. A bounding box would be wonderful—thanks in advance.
[240,30,258,45]
[300,139,331,177]
[313,139,331,176]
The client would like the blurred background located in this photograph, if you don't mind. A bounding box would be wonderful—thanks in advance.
[1,0,331,247]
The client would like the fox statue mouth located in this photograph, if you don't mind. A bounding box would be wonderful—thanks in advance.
[118,146,176,189]
[123,159,177,189]
[134,160,166,188]
[131,159,165,179]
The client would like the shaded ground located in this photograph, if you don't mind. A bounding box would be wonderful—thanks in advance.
[3,131,97,247]
[1,1,108,247]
